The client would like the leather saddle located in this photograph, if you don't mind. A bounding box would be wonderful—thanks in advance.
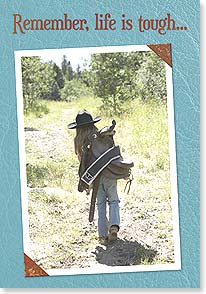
[91,121,134,179]
[78,120,134,192]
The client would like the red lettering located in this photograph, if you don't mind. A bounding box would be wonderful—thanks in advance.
[13,14,25,34]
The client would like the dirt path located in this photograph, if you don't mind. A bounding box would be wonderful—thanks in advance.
[25,106,175,273]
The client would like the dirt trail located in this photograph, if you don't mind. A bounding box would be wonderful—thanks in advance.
[25,106,175,273]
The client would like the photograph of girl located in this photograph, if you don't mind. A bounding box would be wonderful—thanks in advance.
[16,45,180,276]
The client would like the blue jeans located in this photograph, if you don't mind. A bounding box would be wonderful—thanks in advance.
[96,175,120,237]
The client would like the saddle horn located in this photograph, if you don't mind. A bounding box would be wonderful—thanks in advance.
[98,120,116,137]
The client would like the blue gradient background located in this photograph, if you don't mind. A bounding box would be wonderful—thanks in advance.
[0,0,200,288]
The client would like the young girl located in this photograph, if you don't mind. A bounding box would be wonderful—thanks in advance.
[68,110,132,243]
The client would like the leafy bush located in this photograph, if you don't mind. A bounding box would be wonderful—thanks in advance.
[60,79,92,102]
[90,51,167,115]
[21,57,55,114]
[134,52,167,101]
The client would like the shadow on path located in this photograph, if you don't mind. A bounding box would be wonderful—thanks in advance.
[93,239,157,266]
[24,127,39,131]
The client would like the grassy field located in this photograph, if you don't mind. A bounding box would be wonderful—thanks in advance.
[24,96,175,270]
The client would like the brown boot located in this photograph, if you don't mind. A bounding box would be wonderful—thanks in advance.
[108,225,119,241]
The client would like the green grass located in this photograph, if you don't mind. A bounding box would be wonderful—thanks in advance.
[24,100,69,129]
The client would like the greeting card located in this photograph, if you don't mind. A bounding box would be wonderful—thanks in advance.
[0,0,200,288]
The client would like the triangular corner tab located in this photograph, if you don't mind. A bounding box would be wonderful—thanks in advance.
[24,253,49,277]
[147,44,172,67]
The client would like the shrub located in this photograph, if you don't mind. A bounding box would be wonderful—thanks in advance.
[21,57,55,114]
[60,79,92,102]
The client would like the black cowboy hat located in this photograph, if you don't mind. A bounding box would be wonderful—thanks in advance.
[67,110,101,129]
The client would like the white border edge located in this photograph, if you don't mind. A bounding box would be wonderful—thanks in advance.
[166,63,181,270]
